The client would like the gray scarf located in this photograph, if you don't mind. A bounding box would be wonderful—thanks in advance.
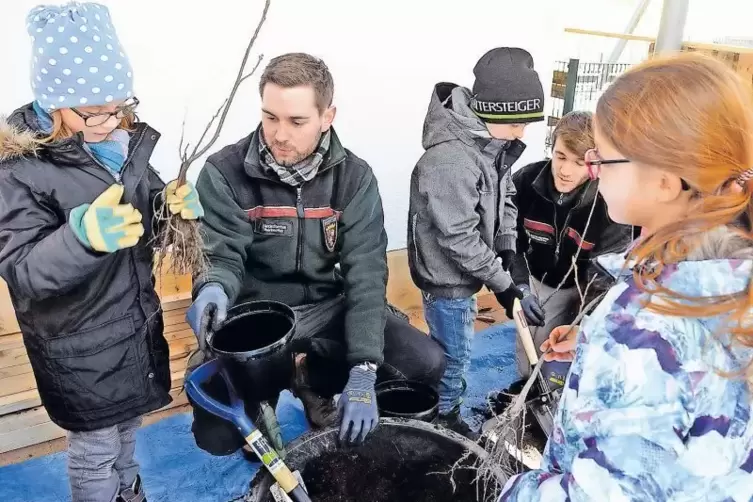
[259,129,332,187]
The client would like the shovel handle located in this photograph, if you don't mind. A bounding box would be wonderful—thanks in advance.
[184,360,310,502]
[513,298,539,365]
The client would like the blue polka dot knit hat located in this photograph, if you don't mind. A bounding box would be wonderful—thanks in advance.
[26,2,134,112]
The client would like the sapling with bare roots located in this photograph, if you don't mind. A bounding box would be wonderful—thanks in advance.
[153,0,271,279]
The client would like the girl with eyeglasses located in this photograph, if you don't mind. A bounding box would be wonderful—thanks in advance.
[500,53,753,501]
[0,4,202,502]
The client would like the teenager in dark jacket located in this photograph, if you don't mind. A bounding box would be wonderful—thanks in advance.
[0,4,202,502]
[186,53,445,452]
[408,47,545,439]
[500,111,634,379]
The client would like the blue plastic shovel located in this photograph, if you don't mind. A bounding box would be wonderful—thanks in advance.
[185,358,311,502]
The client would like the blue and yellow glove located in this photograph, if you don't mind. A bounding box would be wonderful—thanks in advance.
[69,184,144,253]
[165,180,204,220]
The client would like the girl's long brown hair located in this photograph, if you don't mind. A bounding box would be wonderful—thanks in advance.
[596,52,753,383]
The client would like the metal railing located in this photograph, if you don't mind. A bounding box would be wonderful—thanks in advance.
[545,59,634,151]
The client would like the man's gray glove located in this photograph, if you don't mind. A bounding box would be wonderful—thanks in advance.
[496,285,545,327]
[517,285,545,327]
[186,283,229,352]
[338,363,379,444]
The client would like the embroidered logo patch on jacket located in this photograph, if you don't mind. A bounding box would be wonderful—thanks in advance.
[322,215,338,251]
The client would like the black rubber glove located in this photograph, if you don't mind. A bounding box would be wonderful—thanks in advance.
[499,250,516,271]
[495,285,523,319]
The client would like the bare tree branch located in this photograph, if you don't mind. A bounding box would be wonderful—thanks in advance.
[575,265,598,310]
[522,253,543,298]
[181,52,261,168]
[153,0,271,279]
[475,192,608,496]
[240,54,264,85]
[176,0,271,185]
[540,193,600,308]
[187,97,229,163]
[178,112,187,161]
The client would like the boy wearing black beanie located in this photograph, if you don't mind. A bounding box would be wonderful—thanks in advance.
[408,47,545,438]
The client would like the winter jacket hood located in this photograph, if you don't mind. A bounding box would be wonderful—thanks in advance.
[0,112,43,162]
[0,103,171,432]
[502,225,753,501]
[408,84,525,298]
[422,83,500,151]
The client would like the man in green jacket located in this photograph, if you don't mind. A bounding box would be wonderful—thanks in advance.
[185,53,445,453]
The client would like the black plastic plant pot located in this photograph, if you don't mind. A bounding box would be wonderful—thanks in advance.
[248,418,508,502]
[375,380,439,423]
[207,300,296,403]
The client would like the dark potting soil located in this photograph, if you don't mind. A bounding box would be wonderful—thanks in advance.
[211,311,292,353]
[301,450,481,502]
[377,388,436,415]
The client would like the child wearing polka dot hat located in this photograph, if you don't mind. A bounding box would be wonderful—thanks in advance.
[0,3,203,502]
[28,1,134,111]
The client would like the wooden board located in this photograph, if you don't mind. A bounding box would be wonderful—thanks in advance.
[0,388,190,454]
[565,28,753,88]
[386,248,422,313]
[551,70,567,99]
[565,27,753,54]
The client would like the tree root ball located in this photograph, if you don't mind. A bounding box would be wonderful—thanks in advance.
[153,213,207,277]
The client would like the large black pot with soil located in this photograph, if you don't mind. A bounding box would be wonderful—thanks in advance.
[248,418,507,502]
[207,300,296,403]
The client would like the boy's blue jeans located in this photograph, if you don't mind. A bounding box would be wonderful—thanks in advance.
[422,292,478,414]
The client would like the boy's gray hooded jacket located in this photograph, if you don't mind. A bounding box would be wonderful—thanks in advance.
[408,83,524,298]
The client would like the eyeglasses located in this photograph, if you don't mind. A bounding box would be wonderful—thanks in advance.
[583,149,630,181]
[584,148,691,190]
[71,97,139,127]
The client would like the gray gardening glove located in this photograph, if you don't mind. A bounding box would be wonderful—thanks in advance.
[518,285,546,327]
[338,363,379,444]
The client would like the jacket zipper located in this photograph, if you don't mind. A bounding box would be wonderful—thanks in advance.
[551,186,584,262]
[552,194,572,262]
[295,186,308,303]
[80,147,122,183]
[79,126,158,381]
[552,201,560,261]
[412,214,420,265]
[493,151,508,241]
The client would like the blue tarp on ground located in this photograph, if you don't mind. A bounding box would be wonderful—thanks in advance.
[0,322,518,502]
